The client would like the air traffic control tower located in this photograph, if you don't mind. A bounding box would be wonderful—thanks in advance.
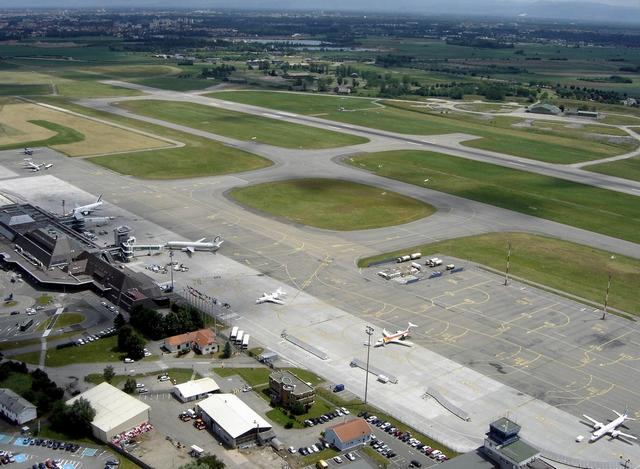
[483,417,541,469]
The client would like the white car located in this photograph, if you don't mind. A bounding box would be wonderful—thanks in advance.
[333,456,343,464]
[143,351,152,357]
[124,358,134,363]
[311,444,319,453]
[340,407,350,415]
[287,447,296,454]
[136,383,145,388]
[346,452,356,461]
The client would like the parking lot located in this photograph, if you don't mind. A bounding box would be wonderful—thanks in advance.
[0,433,114,469]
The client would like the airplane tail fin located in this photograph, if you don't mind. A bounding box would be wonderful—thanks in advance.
[97,194,103,203]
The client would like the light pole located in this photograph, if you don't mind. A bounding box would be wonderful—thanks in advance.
[504,241,511,286]
[601,273,612,320]
[364,325,374,405]
[168,250,174,293]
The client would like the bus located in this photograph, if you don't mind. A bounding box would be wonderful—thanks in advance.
[241,334,250,350]
[235,330,244,345]
[230,326,239,341]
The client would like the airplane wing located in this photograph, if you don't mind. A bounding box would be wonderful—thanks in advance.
[270,298,285,305]
[387,339,413,347]
[614,431,638,440]
[382,328,391,338]
[583,415,603,429]
[185,246,195,253]
[195,237,206,243]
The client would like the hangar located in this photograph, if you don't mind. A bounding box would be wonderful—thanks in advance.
[197,394,272,448]
[67,382,150,443]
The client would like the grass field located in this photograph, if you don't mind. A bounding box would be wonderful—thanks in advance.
[36,312,85,332]
[90,134,271,179]
[0,103,169,156]
[211,91,634,163]
[229,178,435,230]
[348,150,640,244]
[359,232,640,315]
[0,331,81,351]
[587,156,640,182]
[0,371,32,395]
[116,100,368,149]
[14,335,125,366]
[0,84,52,96]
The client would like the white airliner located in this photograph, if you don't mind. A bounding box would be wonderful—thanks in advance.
[72,194,103,216]
[374,322,417,347]
[165,236,223,254]
[23,160,53,172]
[256,288,287,305]
[583,409,637,442]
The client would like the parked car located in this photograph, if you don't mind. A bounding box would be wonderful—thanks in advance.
[287,447,296,454]
[346,452,356,461]
[123,358,134,363]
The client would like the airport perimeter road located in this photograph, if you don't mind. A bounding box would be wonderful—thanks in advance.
[80,81,640,197]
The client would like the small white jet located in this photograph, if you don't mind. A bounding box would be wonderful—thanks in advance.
[256,288,287,305]
[23,160,53,172]
[72,194,103,216]
[583,409,637,442]
[375,322,417,347]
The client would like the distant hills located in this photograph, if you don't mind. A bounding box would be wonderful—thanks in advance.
[2,0,640,25]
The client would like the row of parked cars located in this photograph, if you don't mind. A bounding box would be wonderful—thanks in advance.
[76,327,116,345]
[363,413,449,463]
[303,407,350,427]
[0,450,15,465]
[22,438,80,453]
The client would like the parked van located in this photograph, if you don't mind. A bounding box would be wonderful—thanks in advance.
[316,460,329,469]
[377,375,390,384]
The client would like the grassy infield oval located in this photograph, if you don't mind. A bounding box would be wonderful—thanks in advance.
[230,178,435,231]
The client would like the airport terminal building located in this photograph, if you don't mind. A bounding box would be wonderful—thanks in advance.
[0,203,165,311]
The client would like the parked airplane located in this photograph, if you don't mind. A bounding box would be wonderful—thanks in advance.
[23,160,53,172]
[583,409,637,442]
[23,148,33,156]
[256,288,286,305]
[375,322,417,347]
[71,194,103,216]
[165,236,223,254]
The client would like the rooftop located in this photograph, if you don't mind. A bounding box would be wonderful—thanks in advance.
[165,328,215,347]
[174,377,219,399]
[67,382,150,433]
[0,388,36,415]
[269,370,314,395]
[439,450,496,469]
[496,438,540,464]
[198,394,271,439]
[329,418,371,443]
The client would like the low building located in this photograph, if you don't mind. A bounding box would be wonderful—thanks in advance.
[324,418,371,451]
[0,388,36,425]
[527,103,561,115]
[164,328,217,354]
[482,417,540,469]
[67,382,150,443]
[173,377,220,402]
[268,370,315,411]
[197,394,272,448]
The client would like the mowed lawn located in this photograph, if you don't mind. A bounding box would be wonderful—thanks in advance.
[359,232,640,315]
[211,91,635,164]
[116,100,368,149]
[90,134,271,179]
[349,150,640,244]
[14,335,124,367]
[587,156,640,182]
[229,178,435,231]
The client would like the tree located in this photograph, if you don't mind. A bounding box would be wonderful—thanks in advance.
[125,334,146,361]
[118,325,134,350]
[222,341,232,359]
[103,365,115,384]
[123,378,137,394]
[291,401,306,416]
[51,397,96,438]
[114,313,126,330]
[198,455,225,469]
